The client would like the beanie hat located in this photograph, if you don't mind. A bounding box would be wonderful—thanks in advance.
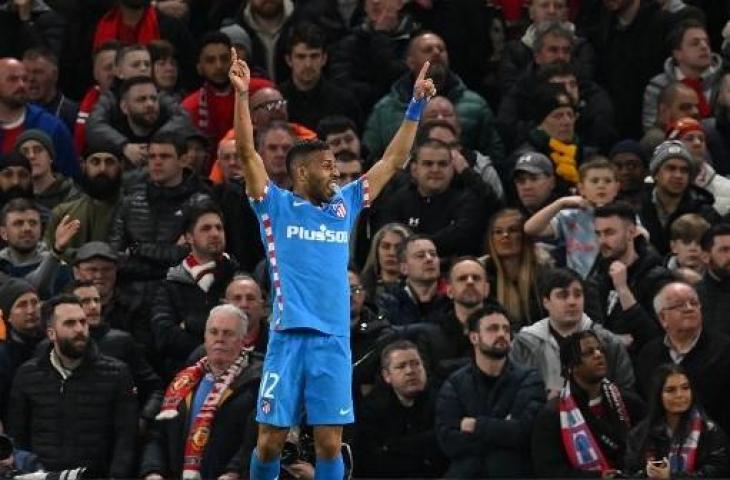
[531,82,574,124]
[650,140,699,179]
[609,139,646,165]
[0,278,35,317]
[15,129,56,159]
[665,117,704,140]
[0,151,31,172]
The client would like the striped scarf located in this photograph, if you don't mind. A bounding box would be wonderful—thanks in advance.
[668,408,703,474]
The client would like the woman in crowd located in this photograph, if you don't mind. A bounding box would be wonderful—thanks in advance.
[625,364,730,478]
[360,223,411,300]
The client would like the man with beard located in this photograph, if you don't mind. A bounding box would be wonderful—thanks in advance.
[696,223,730,336]
[0,279,42,424]
[363,31,503,164]
[150,200,238,377]
[182,32,235,155]
[354,340,447,478]
[0,198,78,297]
[0,58,78,179]
[436,304,545,478]
[87,76,196,166]
[0,152,34,209]
[7,294,138,478]
[585,202,672,355]
[237,0,295,83]
[44,148,123,260]
[532,331,645,477]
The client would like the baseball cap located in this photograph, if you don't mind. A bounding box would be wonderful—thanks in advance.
[74,241,119,264]
[512,152,554,178]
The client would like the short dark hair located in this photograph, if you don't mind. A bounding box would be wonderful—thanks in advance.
[416,120,458,146]
[41,294,82,329]
[198,31,232,60]
[181,195,223,233]
[466,303,510,333]
[540,267,583,299]
[669,18,707,51]
[537,61,577,83]
[0,198,40,226]
[256,120,295,151]
[66,279,96,293]
[22,46,58,66]
[149,130,185,157]
[285,139,330,174]
[116,44,149,67]
[594,201,636,224]
[148,39,176,64]
[559,330,601,377]
[287,22,326,54]
[700,223,730,251]
[414,138,451,163]
[317,115,357,139]
[93,40,121,60]
[380,339,420,370]
[334,150,361,165]
[119,75,156,98]
[396,234,435,263]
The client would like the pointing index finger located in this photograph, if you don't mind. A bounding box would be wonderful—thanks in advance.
[416,60,430,84]
[230,47,238,63]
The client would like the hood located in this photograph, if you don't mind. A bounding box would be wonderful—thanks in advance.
[518,313,594,342]
[36,175,77,200]
[164,263,195,284]
[662,53,723,84]
[0,244,47,267]
[242,0,294,35]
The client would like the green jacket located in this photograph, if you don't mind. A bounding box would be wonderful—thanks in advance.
[35,174,81,211]
[363,71,504,163]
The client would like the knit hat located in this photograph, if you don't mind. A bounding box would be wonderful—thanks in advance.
[0,278,35,317]
[650,140,699,179]
[531,82,574,123]
[665,117,704,140]
[609,139,646,165]
[0,152,31,172]
[15,129,55,159]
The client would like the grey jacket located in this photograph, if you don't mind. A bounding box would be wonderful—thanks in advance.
[510,314,635,393]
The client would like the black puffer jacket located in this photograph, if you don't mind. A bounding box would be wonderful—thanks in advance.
[150,255,238,377]
[7,343,138,478]
[697,271,730,338]
[108,172,210,281]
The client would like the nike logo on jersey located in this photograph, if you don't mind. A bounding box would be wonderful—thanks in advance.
[293,201,307,206]
[339,408,352,416]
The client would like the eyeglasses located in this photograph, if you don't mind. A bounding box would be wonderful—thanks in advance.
[662,298,701,312]
[252,99,287,112]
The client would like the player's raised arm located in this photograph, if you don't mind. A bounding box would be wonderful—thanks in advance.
[366,61,436,200]
[229,48,269,199]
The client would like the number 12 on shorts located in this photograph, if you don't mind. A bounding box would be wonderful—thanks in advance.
[261,372,280,399]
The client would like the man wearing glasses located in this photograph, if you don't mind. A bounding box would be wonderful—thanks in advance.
[637,280,730,434]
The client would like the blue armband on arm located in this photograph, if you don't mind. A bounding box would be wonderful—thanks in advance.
[404,96,427,122]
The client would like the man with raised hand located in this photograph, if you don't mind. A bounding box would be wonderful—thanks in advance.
[229,48,435,480]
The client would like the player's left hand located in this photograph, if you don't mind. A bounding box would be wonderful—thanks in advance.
[413,61,436,101]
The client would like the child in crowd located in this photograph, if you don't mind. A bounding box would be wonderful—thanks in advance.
[666,213,710,283]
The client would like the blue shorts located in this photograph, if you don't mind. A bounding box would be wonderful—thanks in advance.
[256,329,353,427]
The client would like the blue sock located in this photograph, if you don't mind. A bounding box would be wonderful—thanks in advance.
[314,455,344,480]
[250,448,280,480]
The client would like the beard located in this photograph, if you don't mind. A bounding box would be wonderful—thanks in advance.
[80,173,121,200]
[711,263,730,281]
[129,110,158,130]
[480,342,509,359]
[252,0,283,19]
[0,184,34,205]
[57,335,88,359]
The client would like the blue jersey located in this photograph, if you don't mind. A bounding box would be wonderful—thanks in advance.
[250,178,369,337]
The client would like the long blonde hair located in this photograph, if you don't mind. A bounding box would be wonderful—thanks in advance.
[485,208,541,327]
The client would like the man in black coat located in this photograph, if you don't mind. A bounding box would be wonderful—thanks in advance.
[7,294,138,478]
[141,304,262,480]
[696,223,730,336]
[436,304,545,478]
[353,339,447,478]
[636,281,730,435]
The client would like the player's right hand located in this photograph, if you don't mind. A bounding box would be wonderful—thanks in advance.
[229,47,251,94]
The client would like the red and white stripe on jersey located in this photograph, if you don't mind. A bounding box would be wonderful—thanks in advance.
[261,213,284,324]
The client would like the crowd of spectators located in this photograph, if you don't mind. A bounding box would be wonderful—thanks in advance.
[2,0,730,478]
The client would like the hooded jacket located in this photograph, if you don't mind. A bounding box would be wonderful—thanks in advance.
[0,0,64,59]
[34,174,80,211]
[510,314,635,393]
[0,243,71,297]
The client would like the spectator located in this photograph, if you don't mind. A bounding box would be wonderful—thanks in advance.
[223,274,269,354]
[249,87,317,141]
[43,148,123,258]
[150,200,238,376]
[696,224,730,336]
[511,268,635,396]
[363,31,503,164]
[0,152,35,208]
[316,115,364,159]
[334,151,363,186]
[586,202,670,354]
[22,48,79,133]
[86,76,195,167]
[643,19,723,130]
[354,340,446,478]
[376,235,450,326]
[666,213,710,281]
[148,39,181,101]
[436,304,545,478]
[586,0,668,138]
[483,208,549,329]
[0,0,64,59]
[360,223,411,302]
[182,32,235,152]
[0,198,77,297]
[637,281,730,435]
[180,132,210,175]
[0,58,78,179]
[532,330,644,477]
[625,363,730,478]
[328,0,413,113]
[374,138,491,257]
[609,139,648,210]
[667,117,730,216]
[638,140,719,255]
[0,279,41,423]
[141,305,262,479]
[640,82,700,155]
[707,69,730,175]
[7,294,138,478]
[15,129,80,210]
[236,0,295,83]
[279,22,363,131]
[509,151,560,216]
